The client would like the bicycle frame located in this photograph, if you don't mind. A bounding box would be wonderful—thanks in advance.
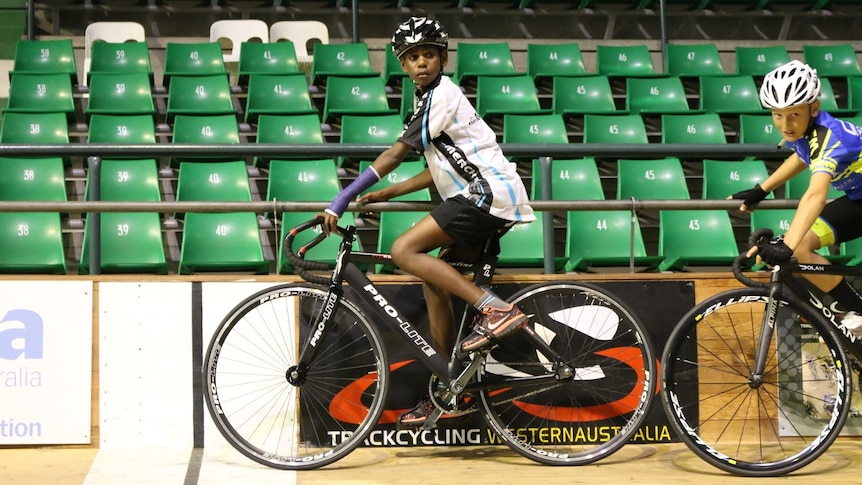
[749,262,862,382]
[292,223,569,396]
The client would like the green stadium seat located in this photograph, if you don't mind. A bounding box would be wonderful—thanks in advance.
[658,210,740,271]
[666,43,725,78]
[802,43,862,78]
[383,48,408,87]
[254,113,324,166]
[237,41,300,87]
[699,74,765,115]
[617,157,690,200]
[163,42,226,88]
[497,218,563,269]
[701,159,771,200]
[502,113,569,160]
[5,73,75,121]
[87,114,157,146]
[582,114,648,144]
[785,168,844,199]
[453,42,517,87]
[321,75,395,123]
[166,74,236,120]
[176,160,251,202]
[738,114,781,144]
[171,114,241,164]
[565,210,660,272]
[244,73,316,123]
[595,44,659,77]
[266,158,340,203]
[475,75,546,120]
[626,76,695,115]
[735,45,791,77]
[86,72,156,118]
[0,157,66,202]
[309,43,377,87]
[848,76,862,113]
[11,38,77,85]
[530,157,604,201]
[661,113,727,144]
[357,160,430,201]
[87,41,153,85]
[818,77,857,117]
[552,75,622,121]
[400,76,414,120]
[526,42,587,87]
[0,111,69,144]
[338,114,405,168]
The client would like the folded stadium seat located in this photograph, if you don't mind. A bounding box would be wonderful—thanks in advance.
[530,157,605,201]
[375,211,437,273]
[79,158,167,274]
[734,45,790,78]
[166,74,236,122]
[83,21,147,86]
[738,113,781,144]
[0,111,71,169]
[497,217,564,270]
[595,44,663,94]
[86,72,156,119]
[357,159,430,201]
[785,168,843,200]
[625,77,700,123]
[87,113,157,145]
[236,41,300,88]
[162,42,227,89]
[617,157,690,200]
[802,43,862,79]
[564,210,661,272]
[171,114,241,166]
[209,19,269,64]
[526,42,588,91]
[383,49,408,89]
[552,76,624,131]
[11,38,77,86]
[336,112,405,169]
[698,74,766,116]
[320,75,395,124]
[658,209,739,271]
[582,114,648,144]
[254,113,324,166]
[175,160,267,274]
[4,73,75,122]
[309,43,377,88]
[475,75,547,127]
[0,157,67,274]
[848,76,862,114]
[243,73,316,124]
[818,77,858,117]
[502,113,569,161]
[87,41,154,86]
[701,159,771,200]
[269,20,329,66]
[660,113,727,144]
[452,42,517,89]
[400,76,414,120]
[665,43,725,94]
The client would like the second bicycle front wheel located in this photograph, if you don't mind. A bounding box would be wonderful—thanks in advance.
[661,287,851,476]
[204,283,389,470]
[477,282,656,465]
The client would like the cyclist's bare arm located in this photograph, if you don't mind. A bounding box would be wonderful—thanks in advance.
[760,152,807,194]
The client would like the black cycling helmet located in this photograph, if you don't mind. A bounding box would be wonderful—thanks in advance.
[391,17,449,59]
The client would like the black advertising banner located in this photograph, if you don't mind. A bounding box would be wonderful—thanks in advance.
[303,279,696,448]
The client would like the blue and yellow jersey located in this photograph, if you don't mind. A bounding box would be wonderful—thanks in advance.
[786,111,862,200]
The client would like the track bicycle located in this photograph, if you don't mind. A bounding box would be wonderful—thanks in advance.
[661,228,862,477]
[203,216,656,470]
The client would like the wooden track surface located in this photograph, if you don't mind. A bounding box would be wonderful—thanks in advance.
[6,440,862,485]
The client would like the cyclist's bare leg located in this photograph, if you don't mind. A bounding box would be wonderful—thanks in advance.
[794,229,843,291]
[390,216,485,350]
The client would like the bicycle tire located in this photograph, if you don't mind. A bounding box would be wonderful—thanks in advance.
[477,282,656,465]
[204,283,389,470]
[661,287,852,476]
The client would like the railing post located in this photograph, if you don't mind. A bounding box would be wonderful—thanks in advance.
[88,156,101,275]
[538,156,555,274]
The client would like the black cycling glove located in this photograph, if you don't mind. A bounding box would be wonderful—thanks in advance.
[731,183,769,208]
[757,236,793,266]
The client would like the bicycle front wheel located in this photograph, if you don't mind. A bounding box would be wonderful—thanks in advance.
[661,287,851,476]
[478,282,656,465]
[204,284,389,470]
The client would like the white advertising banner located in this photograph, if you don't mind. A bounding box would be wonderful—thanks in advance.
[0,281,93,444]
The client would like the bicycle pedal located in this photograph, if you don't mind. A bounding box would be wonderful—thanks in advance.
[420,408,444,430]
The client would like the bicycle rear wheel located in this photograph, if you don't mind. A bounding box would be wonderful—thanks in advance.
[477,282,656,465]
[204,284,389,470]
[661,287,851,476]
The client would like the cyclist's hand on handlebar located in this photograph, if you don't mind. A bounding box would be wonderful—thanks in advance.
[320,210,339,236]
[749,235,794,266]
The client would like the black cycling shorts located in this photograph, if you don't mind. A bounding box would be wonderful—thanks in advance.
[430,195,513,258]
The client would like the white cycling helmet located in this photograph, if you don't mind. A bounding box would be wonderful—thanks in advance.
[759,60,821,109]
[391,17,448,59]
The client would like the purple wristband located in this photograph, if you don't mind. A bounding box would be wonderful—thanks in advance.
[327,167,380,217]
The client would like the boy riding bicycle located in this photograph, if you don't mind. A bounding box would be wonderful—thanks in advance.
[320,17,536,428]
[731,60,862,336]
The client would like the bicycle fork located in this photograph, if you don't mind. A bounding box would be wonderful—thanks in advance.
[750,271,783,388]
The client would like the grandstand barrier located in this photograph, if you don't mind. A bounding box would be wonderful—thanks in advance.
[0,142,795,274]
